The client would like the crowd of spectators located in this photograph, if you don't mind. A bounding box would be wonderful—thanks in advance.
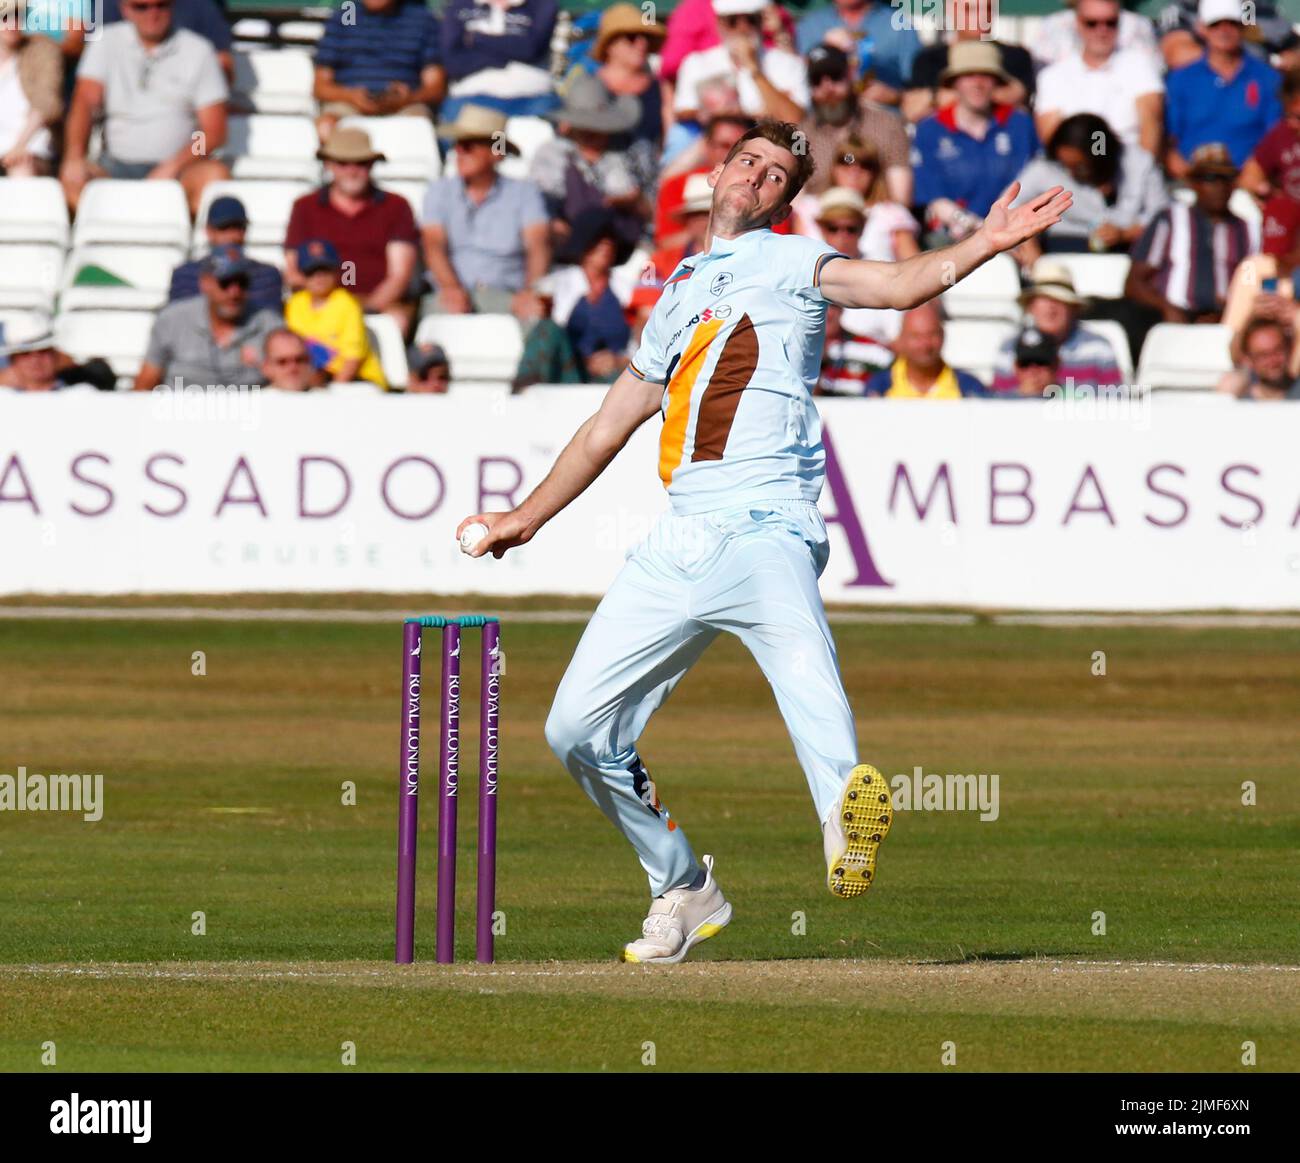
[5,0,1300,402]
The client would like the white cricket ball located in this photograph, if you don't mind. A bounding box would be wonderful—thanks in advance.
[459,522,489,554]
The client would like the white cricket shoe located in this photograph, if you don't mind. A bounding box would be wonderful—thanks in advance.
[619,854,732,964]
[823,764,894,898]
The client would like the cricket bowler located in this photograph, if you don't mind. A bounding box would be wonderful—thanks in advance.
[457,121,1071,964]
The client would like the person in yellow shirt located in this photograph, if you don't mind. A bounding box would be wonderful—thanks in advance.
[285,240,388,388]
[862,303,989,397]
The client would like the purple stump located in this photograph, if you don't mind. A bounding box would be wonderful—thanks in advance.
[395,620,423,963]
[436,622,461,964]
[477,621,500,963]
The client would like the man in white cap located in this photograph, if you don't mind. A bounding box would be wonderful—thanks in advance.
[989,258,1122,393]
[457,118,1070,963]
[1165,0,1282,178]
[675,0,808,124]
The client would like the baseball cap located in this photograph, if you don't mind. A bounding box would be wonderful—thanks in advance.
[1198,0,1245,25]
[409,344,450,375]
[202,245,251,281]
[807,44,850,84]
[297,239,341,274]
[1014,325,1060,368]
[207,196,249,229]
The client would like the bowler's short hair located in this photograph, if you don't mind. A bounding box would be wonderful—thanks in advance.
[722,121,816,208]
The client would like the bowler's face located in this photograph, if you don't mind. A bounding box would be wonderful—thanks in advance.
[710,138,797,227]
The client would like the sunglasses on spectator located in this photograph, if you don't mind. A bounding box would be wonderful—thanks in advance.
[721,14,758,28]
[1081,17,1119,28]
[269,354,310,366]
[128,1,172,10]
[454,138,495,151]
[820,222,864,236]
[216,276,250,290]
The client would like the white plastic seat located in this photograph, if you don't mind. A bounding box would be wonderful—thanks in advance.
[503,115,555,162]
[278,20,326,43]
[0,244,64,312]
[377,180,429,220]
[364,313,410,389]
[54,309,157,382]
[1048,253,1132,301]
[941,320,1016,385]
[1135,323,1233,391]
[232,47,315,115]
[339,116,441,183]
[195,179,311,249]
[414,313,523,381]
[0,177,70,246]
[59,245,186,312]
[227,115,321,183]
[72,179,190,248]
[1081,318,1134,382]
[941,252,1021,321]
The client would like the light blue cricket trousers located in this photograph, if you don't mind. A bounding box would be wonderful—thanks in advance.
[544,499,860,897]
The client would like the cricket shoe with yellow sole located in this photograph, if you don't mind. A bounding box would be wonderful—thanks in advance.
[823,764,893,898]
[620,854,732,964]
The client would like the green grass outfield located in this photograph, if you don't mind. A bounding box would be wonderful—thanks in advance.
[1,610,1298,1071]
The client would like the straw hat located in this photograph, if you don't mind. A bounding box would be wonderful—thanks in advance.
[674,173,715,217]
[815,187,868,224]
[940,41,1011,86]
[435,104,520,156]
[592,3,666,63]
[1017,259,1087,308]
[317,127,386,164]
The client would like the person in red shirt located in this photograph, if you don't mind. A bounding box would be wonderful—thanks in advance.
[283,127,421,335]
[1241,68,1300,265]
[630,171,715,336]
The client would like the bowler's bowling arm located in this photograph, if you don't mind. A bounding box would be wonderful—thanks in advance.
[457,368,664,559]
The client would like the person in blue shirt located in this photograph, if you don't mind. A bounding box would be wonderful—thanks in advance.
[911,41,1038,235]
[313,0,445,137]
[168,196,283,315]
[438,0,559,122]
[795,0,919,107]
[1165,0,1282,174]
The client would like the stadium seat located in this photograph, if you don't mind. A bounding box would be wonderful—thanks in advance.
[414,313,523,381]
[195,180,311,250]
[1082,318,1135,382]
[54,309,156,383]
[378,180,429,220]
[59,245,186,312]
[0,244,64,312]
[227,115,322,183]
[504,116,555,162]
[338,116,441,183]
[72,179,191,248]
[940,252,1021,321]
[941,319,1016,385]
[232,48,315,115]
[1135,323,1233,391]
[1049,253,1131,301]
[278,20,327,43]
[0,177,70,246]
[365,313,410,389]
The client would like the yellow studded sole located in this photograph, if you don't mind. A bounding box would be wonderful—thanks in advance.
[827,764,893,899]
